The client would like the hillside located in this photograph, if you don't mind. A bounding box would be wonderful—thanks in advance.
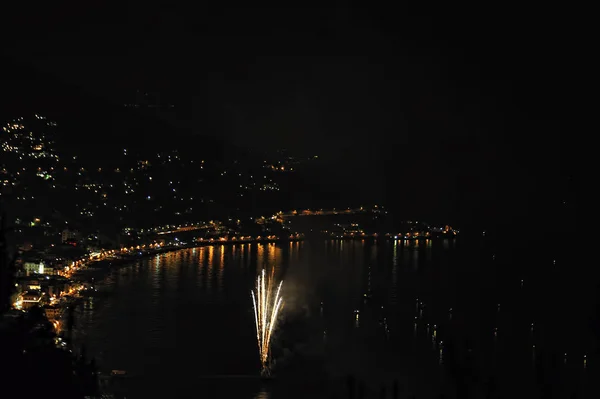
[0,58,233,164]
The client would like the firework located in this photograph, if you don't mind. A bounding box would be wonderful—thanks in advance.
[251,268,284,377]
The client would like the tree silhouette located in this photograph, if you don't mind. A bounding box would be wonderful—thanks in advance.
[357,380,365,399]
[378,384,386,399]
[28,304,46,322]
[66,304,76,336]
[592,281,600,358]
[0,205,98,398]
[0,208,16,312]
[346,374,356,399]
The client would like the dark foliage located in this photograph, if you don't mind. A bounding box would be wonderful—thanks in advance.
[0,209,16,312]
[0,206,98,398]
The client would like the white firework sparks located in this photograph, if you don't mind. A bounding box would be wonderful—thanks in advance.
[251,268,284,376]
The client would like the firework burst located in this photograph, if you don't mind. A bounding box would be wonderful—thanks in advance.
[251,268,284,377]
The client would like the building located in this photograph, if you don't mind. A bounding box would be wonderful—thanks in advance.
[20,251,46,275]
[23,260,45,275]
[21,290,42,309]
[61,229,80,244]
[20,277,42,292]
[18,241,33,251]
[43,305,61,321]
[18,275,72,297]
[41,265,61,275]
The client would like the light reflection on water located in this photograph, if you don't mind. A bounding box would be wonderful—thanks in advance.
[206,245,214,294]
[217,245,225,297]
[72,238,595,399]
[253,387,270,399]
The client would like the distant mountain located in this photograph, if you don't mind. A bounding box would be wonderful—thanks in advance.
[0,57,241,166]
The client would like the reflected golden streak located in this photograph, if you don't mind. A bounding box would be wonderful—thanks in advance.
[251,269,284,376]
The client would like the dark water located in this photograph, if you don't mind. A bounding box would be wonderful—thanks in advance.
[74,238,598,398]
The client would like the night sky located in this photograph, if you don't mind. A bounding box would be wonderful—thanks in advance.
[2,3,574,232]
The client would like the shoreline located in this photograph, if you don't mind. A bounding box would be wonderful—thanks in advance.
[72,235,458,282]
[71,238,305,280]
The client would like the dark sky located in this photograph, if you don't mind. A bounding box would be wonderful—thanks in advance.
[2,3,574,229]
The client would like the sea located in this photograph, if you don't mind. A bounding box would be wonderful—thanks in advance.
[72,237,598,398]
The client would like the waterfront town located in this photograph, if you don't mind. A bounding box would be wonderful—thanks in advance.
[9,207,458,316]
[0,113,460,397]
[2,205,458,396]
[1,114,457,319]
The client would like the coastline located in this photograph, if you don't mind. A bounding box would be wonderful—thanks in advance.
[71,238,305,282]
[74,234,457,279]
[76,235,457,271]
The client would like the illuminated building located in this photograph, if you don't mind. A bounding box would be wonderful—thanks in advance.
[21,290,42,309]
[61,229,80,244]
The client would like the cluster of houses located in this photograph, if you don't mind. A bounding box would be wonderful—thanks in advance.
[11,230,91,321]
[14,273,82,327]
